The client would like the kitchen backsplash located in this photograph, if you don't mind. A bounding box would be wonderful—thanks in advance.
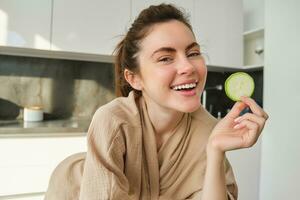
[0,55,115,120]
[0,54,263,120]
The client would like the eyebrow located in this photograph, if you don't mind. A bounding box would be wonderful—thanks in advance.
[151,42,200,58]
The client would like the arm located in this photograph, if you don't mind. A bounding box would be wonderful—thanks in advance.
[202,96,268,200]
[202,144,236,200]
[201,149,227,200]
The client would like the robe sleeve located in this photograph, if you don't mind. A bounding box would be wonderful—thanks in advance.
[186,157,238,200]
[224,157,238,200]
[79,109,132,200]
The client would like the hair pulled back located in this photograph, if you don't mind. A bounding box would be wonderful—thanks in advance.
[114,4,193,97]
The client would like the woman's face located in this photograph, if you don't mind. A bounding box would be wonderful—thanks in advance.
[136,20,207,113]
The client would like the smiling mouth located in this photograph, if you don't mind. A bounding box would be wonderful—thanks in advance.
[171,82,198,91]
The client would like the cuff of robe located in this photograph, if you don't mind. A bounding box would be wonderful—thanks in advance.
[227,190,237,200]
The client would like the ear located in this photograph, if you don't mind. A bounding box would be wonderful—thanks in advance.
[124,69,143,90]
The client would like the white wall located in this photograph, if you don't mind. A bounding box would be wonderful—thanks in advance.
[243,0,264,31]
[260,0,300,199]
[226,139,261,200]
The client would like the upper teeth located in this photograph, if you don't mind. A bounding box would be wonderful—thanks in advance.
[173,83,197,90]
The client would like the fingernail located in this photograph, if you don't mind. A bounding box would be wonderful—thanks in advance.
[234,116,242,122]
[233,124,240,129]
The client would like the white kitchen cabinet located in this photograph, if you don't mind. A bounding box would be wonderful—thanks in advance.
[243,28,264,66]
[0,135,86,196]
[243,0,264,32]
[0,0,52,50]
[194,0,243,68]
[51,0,131,55]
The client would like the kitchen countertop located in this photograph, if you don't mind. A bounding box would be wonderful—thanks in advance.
[0,118,91,137]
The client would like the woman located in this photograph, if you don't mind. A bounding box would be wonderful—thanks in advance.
[45,4,268,200]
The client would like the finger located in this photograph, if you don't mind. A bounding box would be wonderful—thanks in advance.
[234,118,260,132]
[240,96,269,119]
[226,101,248,119]
[234,113,266,132]
[234,120,260,147]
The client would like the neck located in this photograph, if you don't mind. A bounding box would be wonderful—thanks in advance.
[143,96,183,135]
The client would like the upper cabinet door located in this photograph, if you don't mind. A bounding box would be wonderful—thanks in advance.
[194,0,243,68]
[51,0,131,55]
[0,0,52,50]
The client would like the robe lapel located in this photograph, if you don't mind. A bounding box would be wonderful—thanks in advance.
[139,97,160,199]
[157,113,192,188]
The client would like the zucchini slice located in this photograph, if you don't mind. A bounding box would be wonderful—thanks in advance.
[225,72,255,101]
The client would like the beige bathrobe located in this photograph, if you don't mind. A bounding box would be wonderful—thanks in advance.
[45,91,238,200]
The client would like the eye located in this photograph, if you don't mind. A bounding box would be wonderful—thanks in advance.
[158,56,173,64]
[188,51,201,58]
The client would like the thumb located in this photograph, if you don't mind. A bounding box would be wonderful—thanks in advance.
[226,101,248,119]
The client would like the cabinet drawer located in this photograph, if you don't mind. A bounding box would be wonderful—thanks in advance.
[0,136,86,196]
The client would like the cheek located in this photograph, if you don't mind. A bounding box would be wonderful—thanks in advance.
[195,60,207,79]
[156,68,177,86]
[200,66,207,79]
[144,67,175,85]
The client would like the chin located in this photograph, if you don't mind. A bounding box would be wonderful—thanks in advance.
[177,103,200,113]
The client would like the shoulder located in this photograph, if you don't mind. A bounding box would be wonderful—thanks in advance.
[88,92,141,137]
[86,92,141,149]
[93,92,140,127]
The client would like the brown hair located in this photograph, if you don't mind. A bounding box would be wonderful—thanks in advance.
[114,3,193,97]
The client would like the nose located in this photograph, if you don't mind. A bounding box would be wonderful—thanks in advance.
[176,56,196,75]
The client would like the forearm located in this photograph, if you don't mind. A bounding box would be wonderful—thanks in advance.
[201,147,228,200]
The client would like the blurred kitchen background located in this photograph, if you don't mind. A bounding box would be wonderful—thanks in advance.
[0,0,299,200]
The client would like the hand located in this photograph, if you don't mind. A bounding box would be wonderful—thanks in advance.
[207,96,269,154]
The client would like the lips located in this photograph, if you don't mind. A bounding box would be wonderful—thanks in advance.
[170,80,198,91]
